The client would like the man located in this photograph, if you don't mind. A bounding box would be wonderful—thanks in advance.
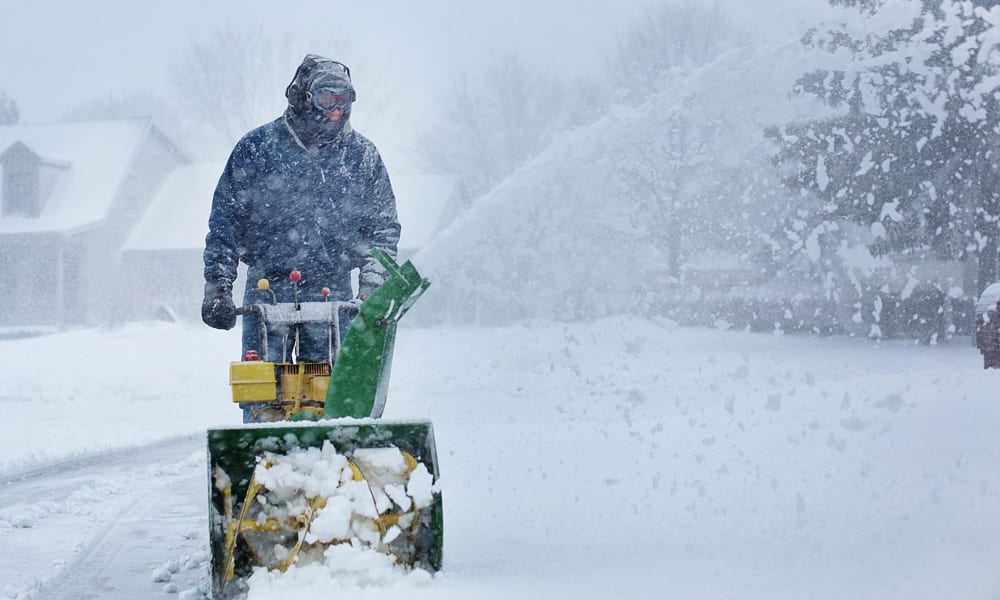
[202,54,400,377]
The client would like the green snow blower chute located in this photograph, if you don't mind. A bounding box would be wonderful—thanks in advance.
[206,249,441,598]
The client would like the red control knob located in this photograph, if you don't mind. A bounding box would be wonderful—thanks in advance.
[289,269,302,283]
[244,350,260,361]
[321,287,331,297]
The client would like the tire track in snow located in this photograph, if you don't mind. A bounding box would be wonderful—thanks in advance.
[1,435,209,599]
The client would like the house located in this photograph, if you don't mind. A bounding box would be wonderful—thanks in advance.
[119,164,460,322]
[0,119,187,332]
[0,118,459,331]
[119,162,220,323]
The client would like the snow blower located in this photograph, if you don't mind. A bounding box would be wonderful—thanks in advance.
[206,249,441,598]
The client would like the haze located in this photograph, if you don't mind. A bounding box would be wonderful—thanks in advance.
[2,0,829,124]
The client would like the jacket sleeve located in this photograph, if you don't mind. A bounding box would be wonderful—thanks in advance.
[358,147,401,295]
[204,140,254,286]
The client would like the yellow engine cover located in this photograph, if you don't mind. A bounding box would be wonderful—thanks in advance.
[278,363,331,403]
[229,362,277,403]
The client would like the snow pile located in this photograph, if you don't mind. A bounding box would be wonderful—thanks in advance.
[150,553,206,596]
[3,319,1000,598]
[242,439,436,595]
[246,543,432,599]
[252,440,433,549]
[0,321,238,477]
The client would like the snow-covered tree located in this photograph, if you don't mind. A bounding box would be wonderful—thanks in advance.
[828,0,887,12]
[767,0,1000,338]
[0,91,18,125]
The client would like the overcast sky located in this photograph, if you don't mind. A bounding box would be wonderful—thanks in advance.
[3,1,630,122]
[1,1,836,122]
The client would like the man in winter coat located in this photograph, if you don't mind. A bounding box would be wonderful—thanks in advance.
[201,55,400,409]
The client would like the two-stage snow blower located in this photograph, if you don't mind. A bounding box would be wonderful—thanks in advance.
[206,249,442,598]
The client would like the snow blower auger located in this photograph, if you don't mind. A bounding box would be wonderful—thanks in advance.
[206,249,441,599]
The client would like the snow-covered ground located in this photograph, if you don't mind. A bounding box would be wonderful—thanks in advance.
[1,318,999,599]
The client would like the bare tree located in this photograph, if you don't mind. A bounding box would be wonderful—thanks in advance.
[167,26,398,159]
[612,1,745,278]
[416,54,578,198]
[55,91,197,158]
[605,0,741,105]
[0,91,18,125]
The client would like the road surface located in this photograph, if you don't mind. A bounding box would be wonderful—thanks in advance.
[0,435,209,599]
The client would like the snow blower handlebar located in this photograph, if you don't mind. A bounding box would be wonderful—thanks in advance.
[235,301,359,364]
[231,249,430,418]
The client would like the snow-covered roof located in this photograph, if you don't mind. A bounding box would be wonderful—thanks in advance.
[0,140,72,167]
[123,162,221,251]
[392,172,457,250]
[124,165,457,252]
[0,119,156,234]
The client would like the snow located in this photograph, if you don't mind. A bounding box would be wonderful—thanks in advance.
[976,282,1000,313]
[816,155,830,192]
[246,543,432,598]
[2,318,1000,598]
[412,39,837,323]
[244,439,432,556]
[2,4,1000,597]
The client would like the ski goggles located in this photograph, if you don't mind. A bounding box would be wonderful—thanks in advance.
[308,88,354,112]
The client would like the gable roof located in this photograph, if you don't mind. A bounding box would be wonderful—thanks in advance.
[0,140,71,168]
[0,119,157,234]
[123,161,221,251]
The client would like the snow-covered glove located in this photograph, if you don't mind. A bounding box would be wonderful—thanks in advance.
[358,271,385,301]
[201,281,237,330]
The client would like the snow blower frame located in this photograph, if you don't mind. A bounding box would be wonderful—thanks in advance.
[206,249,441,598]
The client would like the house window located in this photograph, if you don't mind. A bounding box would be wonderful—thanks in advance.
[3,169,39,217]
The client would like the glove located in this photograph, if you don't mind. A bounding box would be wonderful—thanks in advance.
[358,271,385,301]
[201,281,237,330]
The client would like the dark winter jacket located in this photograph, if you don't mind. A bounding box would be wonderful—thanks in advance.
[203,116,400,305]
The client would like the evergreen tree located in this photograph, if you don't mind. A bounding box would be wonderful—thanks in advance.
[769,0,1000,294]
